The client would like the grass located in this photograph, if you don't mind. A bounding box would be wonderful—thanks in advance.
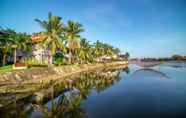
[0,65,32,73]
[0,65,13,73]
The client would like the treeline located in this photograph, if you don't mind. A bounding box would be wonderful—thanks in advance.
[131,54,186,62]
[0,12,126,66]
[0,29,32,66]
[171,55,186,61]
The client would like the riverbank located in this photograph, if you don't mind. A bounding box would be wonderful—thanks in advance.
[0,61,128,85]
[0,61,128,107]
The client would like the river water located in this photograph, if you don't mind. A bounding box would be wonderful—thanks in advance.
[1,62,186,118]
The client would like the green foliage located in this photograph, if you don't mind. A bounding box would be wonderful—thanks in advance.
[0,12,126,66]
[77,38,93,63]
[65,21,84,40]
[172,54,185,60]
[35,12,65,56]
[0,28,31,66]
[0,28,31,52]
[0,65,13,73]
[21,57,49,66]
[35,12,123,64]
[53,52,64,66]
[64,20,84,49]
[92,40,120,58]
[125,52,130,59]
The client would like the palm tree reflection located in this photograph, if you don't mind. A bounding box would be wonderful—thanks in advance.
[0,67,128,118]
[32,89,84,118]
[32,67,127,118]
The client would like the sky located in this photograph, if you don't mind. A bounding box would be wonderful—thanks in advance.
[0,0,186,58]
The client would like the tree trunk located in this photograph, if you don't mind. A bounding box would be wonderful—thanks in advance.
[13,48,17,64]
[2,53,7,66]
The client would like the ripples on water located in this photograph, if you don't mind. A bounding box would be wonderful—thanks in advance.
[0,62,186,118]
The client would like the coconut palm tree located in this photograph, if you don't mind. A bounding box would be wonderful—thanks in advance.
[64,20,84,63]
[0,45,11,66]
[35,12,65,59]
[0,28,32,66]
[125,52,130,60]
[64,20,84,48]
[113,47,120,55]
[10,31,31,64]
[102,43,114,56]
[93,40,104,58]
[16,32,32,52]
[0,28,18,66]
[78,38,93,63]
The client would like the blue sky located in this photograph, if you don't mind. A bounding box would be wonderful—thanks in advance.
[1,0,186,58]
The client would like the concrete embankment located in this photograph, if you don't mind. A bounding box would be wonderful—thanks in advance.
[0,61,128,107]
[0,61,128,93]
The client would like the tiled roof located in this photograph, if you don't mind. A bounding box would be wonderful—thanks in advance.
[31,34,45,43]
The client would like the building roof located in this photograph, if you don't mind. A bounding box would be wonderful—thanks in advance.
[31,34,45,43]
[66,40,80,49]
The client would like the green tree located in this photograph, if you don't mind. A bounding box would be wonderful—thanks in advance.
[93,40,119,58]
[0,28,13,66]
[53,52,64,66]
[64,20,84,62]
[93,40,104,58]
[0,28,30,66]
[102,43,114,56]
[113,47,120,55]
[172,54,183,60]
[125,52,130,60]
[64,20,84,49]
[78,38,93,63]
[35,12,65,57]
[11,31,32,64]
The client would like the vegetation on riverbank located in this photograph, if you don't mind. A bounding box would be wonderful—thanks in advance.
[0,12,129,69]
[0,61,128,91]
[0,65,13,73]
[0,12,129,112]
[130,54,186,62]
[171,54,186,61]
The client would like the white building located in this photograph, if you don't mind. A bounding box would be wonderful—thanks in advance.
[31,34,52,64]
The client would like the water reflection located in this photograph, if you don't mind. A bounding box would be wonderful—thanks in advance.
[31,88,83,118]
[0,67,128,118]
[1,62,186,118]
[130,68,170,79]
[161,61,186,68]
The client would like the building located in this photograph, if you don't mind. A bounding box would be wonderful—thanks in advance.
[31,33,52,64]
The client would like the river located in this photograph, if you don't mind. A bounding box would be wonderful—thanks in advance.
[0,61,186,118]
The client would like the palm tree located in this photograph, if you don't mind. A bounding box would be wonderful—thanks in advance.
[0,28,32,66]
[10,32,31,65]
[65,20,84,49]
[35,12,65,59]
[16,32,32,52]
[93,40,104,58]
[113,47,120,55]
[0,45,11,66]
[102,43,114,56]
[78,38,93,63]
[15,32,32,64]
[64,20,84,62]
[125,52,130,60]
[0,28,17,66]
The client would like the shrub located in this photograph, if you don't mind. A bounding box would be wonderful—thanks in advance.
[20,57,49,66]
[53,52,64,66]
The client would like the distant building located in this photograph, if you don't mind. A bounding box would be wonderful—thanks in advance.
[31,33,52,64]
